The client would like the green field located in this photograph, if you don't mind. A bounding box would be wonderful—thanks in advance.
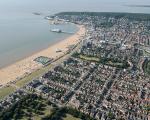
[15,64,53,87]
[0,86,15,100]
[63,114,80,120]
[143,59,150,75]
[72,52,100,62]
[107,61,123,67]
[79,55,100,62]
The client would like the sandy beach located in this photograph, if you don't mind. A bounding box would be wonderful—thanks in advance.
[0,25,85,87]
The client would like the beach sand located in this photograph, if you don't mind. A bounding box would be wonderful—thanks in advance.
[0,25,85,86]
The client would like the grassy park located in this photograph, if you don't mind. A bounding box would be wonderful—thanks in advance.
[143,59,150,75]
[73,52,129,69]
[63,114,80,120]
[0,86,15,100]
[15,64,54,87]
[79,55,100,62]
[0,93,93,120]
[0,94,54,119]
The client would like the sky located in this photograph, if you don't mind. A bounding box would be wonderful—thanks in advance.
[0,0,150,15]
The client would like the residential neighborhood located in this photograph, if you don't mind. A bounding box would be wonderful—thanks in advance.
[0,12,150,120]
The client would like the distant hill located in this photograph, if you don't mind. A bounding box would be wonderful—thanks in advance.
[125,5,150,8]
[55,12,150,21]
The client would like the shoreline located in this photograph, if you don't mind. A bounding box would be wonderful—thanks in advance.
[0,24,85,87]
[0,22,78,69]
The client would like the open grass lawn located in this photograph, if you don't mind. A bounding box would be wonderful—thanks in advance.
[145,61,150,74]
[0,86,16,100]
[79,55,100,62]
[107,61,123,66]
[15,64,54,87]
[15,69,45,87]
[63,114,80,120]
[143,60,150,75]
